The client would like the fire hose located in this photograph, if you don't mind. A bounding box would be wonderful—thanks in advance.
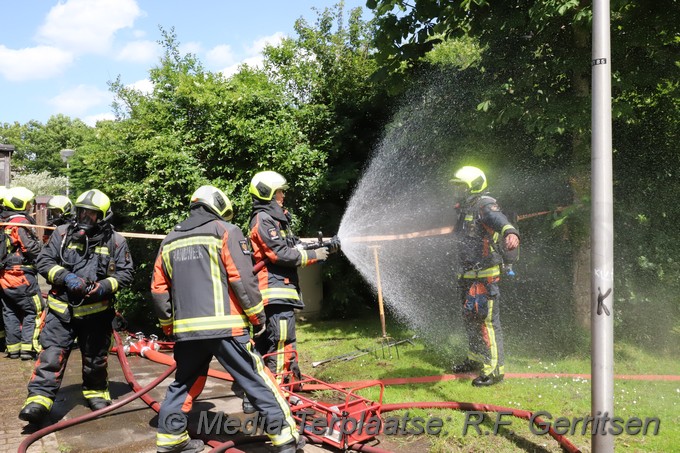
[17,333,177,453]
[17,331,583,452]
[134,337,581,453]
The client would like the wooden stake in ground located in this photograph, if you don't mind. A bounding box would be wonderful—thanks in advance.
[369,245,387,338]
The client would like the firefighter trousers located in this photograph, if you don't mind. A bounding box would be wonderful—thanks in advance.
[24,309,114,412]
[157,335,298,451]
[0,294,5,350]
[1,275,44,355]
[461,278,505,377]
[254,305,299,382]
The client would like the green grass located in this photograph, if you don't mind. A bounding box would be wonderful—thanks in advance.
[295,311,680,452]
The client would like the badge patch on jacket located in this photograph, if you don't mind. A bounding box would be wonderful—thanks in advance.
[239,240,251,255]
[267,228,279,239]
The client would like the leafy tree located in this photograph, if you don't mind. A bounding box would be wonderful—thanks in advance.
[67,28,330,329]
[262,3,392,316]
[368,0,680,329]
[10,171,68,196]
[1,115,93,175]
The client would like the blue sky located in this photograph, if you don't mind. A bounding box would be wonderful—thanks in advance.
[0,0,368,126]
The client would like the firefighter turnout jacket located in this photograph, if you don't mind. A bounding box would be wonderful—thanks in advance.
[1,212,42,273]
[38,224,134,321]
[249,200,323,308]
[0,212,44,357]
[151,207,265,341]
[455,194,519,279]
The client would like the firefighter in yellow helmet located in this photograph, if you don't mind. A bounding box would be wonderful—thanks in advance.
[19,189,133,425]
[151,185,300,453]
[44,195,74,241]
[0,187,44,360]
[450,166,520,387]
[239,171,329,414]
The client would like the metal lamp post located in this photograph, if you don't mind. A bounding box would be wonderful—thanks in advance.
[59,149,75,197]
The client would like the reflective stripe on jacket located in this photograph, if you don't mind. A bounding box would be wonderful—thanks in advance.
[37,224,134,320]
[151,211,264,341]
[455,194,519,276]
[249,202,322,309]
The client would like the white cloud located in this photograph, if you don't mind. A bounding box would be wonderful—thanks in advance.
[48,85,112,116]
[127,78,154,94]
[82,112,115,126]
[36,0,142,55]
[116,40,158,63]
[220,55,264,78]
[206,44,235,68]
[218,33,286,78]
[179,41,202,56]
[0,45,73,81]
[246,32,286,54]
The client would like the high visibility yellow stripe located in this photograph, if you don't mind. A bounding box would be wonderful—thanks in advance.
[83,389,110,400]
[156,432,190,447]
[243,301,264,317]
[209,243,223,316]
[300,249,309,267]
[48,265,66,282]
[459,265,501,279]
[94,246,109,255]
[6,343,20,353]
[173,314,248,334]
[501,225,515,236]
[159,317,173,327]
[261,288,300,300]
[73,301,109,317]
[483,298,498,376]
[465,214,473,221]
[275,318,288,380]
[162,237,222,273]
[31,294,42,353]
[24,395,53,410]
[47,295,69,314]
[105,277,118,293]
[244,341,298,446]
[68,243,84,251]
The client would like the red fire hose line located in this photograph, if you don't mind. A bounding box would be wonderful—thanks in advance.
[379,402,580,453]
[17,340,177,453]
[138,347,581,453]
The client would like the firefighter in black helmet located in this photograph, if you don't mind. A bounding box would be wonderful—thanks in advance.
[240,171,328,412]
[19,189,133,425]
[450,166,520,387]
[151,185,300,453]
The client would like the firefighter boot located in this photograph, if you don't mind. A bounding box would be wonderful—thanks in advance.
[451,359,482,374]
[471,373,504,387]
[20,351,36,361]
[157,439,205,453]
[273,437,305,453]
[19,402,50,425]
[87,397,112,411]
[242,397,256,414]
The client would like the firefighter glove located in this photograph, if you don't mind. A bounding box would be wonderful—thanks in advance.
[85,280,107,299]
[252,323,266,338]
[314,247,329,261]
[64,273,87,295]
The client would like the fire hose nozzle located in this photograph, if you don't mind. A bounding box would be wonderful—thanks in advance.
[301,232,341,254]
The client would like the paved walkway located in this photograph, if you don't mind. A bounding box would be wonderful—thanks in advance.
[0,347,332,453]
